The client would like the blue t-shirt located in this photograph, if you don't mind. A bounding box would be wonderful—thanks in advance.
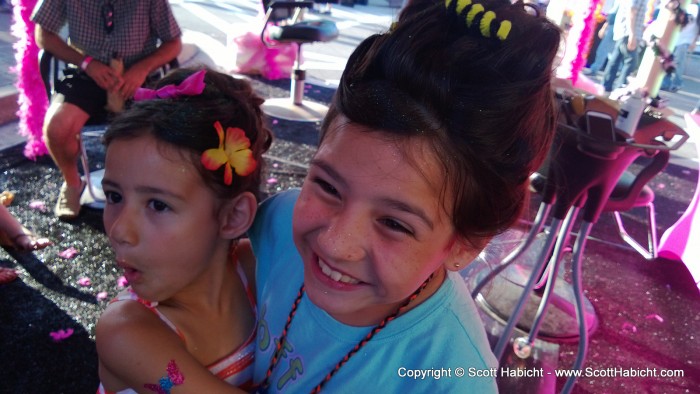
[249,189,498,393]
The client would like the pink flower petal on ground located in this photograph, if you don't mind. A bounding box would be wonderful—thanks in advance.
[96,292,108,301]
[58,247,79,259]
[645,313,664,322]
[621,322,637,333]
[49,328,74,342]
[272,119,279,125]
[117,276,128,287]
[77,277,91,286]
[29,200,47,212]
[267,177,278,184]
[656,183,665,189]
[273,163,279,168]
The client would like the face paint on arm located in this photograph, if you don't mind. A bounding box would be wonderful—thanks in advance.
[143,359,185,394]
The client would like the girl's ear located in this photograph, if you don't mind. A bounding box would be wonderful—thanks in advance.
[443,236,489,272]
[218,192,257,240]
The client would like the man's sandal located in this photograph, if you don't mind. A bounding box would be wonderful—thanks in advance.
[0,267,18,284]
[0,228,52,252]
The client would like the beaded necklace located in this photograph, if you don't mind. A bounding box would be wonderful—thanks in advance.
[258,273,435,393]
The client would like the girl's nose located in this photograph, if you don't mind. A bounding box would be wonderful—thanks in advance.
[107,207,138,246]
[317,212,366,263]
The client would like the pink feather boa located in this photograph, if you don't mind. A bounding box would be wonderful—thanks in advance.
[558,0,601,85]
[11,0,48,159]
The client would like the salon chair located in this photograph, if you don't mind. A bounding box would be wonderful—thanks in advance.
[469,91,686,393]
[529,144,669,261]
[260,0,339,122]
[39,49,178,208]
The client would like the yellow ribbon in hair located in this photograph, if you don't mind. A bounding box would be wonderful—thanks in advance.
[479,11,496,37]
[466,3,484,27]
[496,20,512,40]
[455,0,472,14]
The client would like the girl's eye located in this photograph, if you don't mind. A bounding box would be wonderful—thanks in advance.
[312,177,339,197]
[148,200,170,212]
[379,218,414,236]
[104,191,122,204]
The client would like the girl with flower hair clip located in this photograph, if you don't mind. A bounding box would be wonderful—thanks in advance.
[95,67,272,393]
[141,0,561,392]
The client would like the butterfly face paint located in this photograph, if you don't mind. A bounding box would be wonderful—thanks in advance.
[144,360,185,394]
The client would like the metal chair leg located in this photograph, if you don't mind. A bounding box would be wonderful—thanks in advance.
[560,221,594,394]
[526,207,580,346]
[78,130,106,207]
[492,217,564,361]
[470,202,552,299]
[613,202,657,260]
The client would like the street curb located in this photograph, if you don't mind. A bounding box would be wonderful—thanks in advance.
[0,86,18,126]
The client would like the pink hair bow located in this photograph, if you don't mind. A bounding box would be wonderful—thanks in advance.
[134,69,206,101]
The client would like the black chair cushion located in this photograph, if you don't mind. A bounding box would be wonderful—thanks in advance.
[607,171,655,208]
[268,20,339,44]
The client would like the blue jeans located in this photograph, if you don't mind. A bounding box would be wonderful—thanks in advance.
[661,43,689,90]
[589,26,615,73]
[602,36,640,92]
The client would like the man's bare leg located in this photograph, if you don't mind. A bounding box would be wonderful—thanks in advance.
[43,98,90,219]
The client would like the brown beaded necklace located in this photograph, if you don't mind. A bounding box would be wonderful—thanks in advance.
[258,273,435,393]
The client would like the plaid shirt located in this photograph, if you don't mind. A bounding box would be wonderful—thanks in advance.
[612,0,648,43]
[31,0,181,67]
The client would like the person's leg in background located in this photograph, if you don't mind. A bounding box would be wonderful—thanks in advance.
[42,97,90,220]
[588,30,615,74]
[613,36,640,90]
[602,38,626,92]
[661,42,689,92]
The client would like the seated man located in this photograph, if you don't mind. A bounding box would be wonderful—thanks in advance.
[31,0,182,219]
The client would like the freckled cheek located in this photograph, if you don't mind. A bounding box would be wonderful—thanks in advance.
[294,197,326,233]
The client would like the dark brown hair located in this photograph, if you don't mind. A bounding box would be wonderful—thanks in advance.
[321,0,561,245]
[104,67,272,201]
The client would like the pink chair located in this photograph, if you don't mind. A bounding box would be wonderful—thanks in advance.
[658,113,700,290]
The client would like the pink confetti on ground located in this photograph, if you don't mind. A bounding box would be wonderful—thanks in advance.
[117,276,128,287]
[96,292,108,301]
[272,119,279,125]
[645,313,664,322]
[656,183,666,189]
[28,200,47,212]
[273,163,279,168]
[49,328,74,342]
[58,247,79,259]
[77,277,91,286]
[621,322,637,333]
[267,177,278,184]
[682,169,691,175]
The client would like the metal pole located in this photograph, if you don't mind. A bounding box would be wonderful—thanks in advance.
[636,0,692,97]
